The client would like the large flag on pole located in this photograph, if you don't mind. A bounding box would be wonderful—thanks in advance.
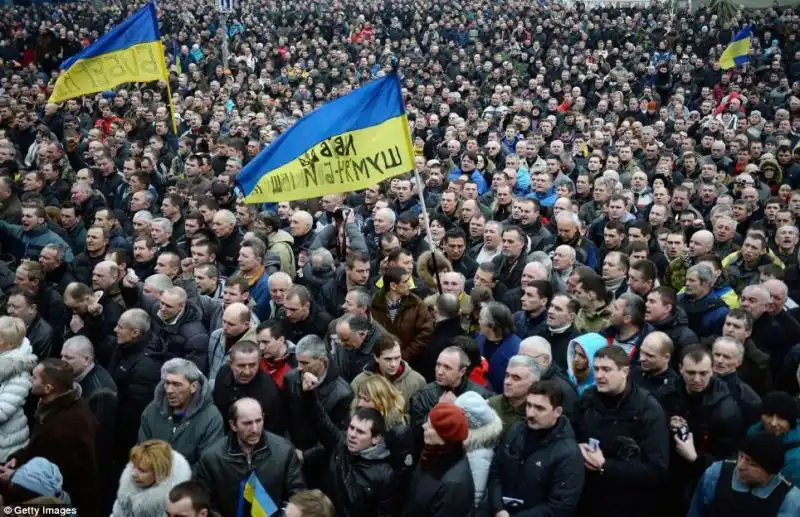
[237,73,416,203]
[48,2,169,104]
[719,26,753,70]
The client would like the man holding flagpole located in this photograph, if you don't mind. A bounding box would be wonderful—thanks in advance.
[194,397,305,517]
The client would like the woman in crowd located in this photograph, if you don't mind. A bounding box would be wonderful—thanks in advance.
[111,440,192,517]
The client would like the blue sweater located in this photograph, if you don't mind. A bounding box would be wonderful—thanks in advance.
[476,333,521,393]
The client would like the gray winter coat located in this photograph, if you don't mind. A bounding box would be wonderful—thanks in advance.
[138,373,225,465]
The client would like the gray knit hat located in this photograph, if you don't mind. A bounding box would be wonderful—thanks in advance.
[455,391,499,429]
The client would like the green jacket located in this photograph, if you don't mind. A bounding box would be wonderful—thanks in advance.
[351,360,426,409]
[575,302,613,333]
[488,394,525,432]
[665,256,689,291]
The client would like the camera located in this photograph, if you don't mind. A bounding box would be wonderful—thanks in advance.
[676,425,690,441]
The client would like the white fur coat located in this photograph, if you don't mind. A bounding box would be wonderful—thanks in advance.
[111,450,192,517]
[463,416,504,507]
[0,339,38,462]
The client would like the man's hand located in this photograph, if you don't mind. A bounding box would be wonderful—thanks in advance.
[438,391,456,404]
[579,443,606,471]
[87,299,103,316]
[123,270,140,288]
[181,257,195,275]
[301,372,320,392]
[0,465,14,482]
[674,432,698,463]
[670,416,688,432]
[69,314,84,333]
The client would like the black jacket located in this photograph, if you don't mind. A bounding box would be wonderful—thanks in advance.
[78,363,118,447]
[402,449,474,517]
[491,253,529,291]
[718,371,761,427]
[78,362,118,490]
[520,219,555,252]
[275,302,333,345]
[43,262,76,294]
[35,283,68,353]
[573,381,670,517]
[659,376,744,504]
[540,363,579,420]
[303,390,397,517]
[416,317,464,382]
[450,254,478,281]
[488,417,584,517]
[72,251,105,285]
[409,379,492,453]
[150,304,210,374]
[65,293,124,367]
[752,313,795,375]
[649,308,699,368]
[283,364,353,464]
[213,366,285,436]
[26,316,54,359]
[319,269,351,318]
[539,325,581,372]
[195,432,305,517]
[333,323,379,383]
[107,331,163,463]
[630,366,679,403]
[216,231,242,278]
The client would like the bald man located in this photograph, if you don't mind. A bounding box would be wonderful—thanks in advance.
[665,230,714,291]
[208,302,257,380]
[503,261,553,313]
[517,336,578,419]
[289,210,316,258]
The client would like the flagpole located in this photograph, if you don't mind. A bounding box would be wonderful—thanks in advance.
[413,170,443,294]
[164,79,178,134]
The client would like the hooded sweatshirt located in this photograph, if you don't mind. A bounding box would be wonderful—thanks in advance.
[567,333,607,395]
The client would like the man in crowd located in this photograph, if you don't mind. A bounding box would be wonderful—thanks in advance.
[138,358,225,465]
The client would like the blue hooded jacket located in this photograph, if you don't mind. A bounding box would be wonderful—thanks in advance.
[448,167,489,194]
[567,333,608,395]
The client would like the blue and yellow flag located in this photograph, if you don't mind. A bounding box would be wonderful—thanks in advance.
[240,472,278,517]
[719,26,752,70]
[237,73,415,203]
[49,2,169,104]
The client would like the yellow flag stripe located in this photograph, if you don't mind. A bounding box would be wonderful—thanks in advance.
[244,113,414,203]
[49,40,168,104]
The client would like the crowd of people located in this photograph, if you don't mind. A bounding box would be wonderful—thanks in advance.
[1,0,800,516]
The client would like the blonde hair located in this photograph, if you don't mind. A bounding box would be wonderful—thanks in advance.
[351,375,407,426]
[130,440,173,482]
[0,316,26,349]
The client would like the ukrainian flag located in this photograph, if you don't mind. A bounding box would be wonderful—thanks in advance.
[239,472,278,517]
[237,73,416,203]
[49,2,169,104]
[719,26,753,70]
